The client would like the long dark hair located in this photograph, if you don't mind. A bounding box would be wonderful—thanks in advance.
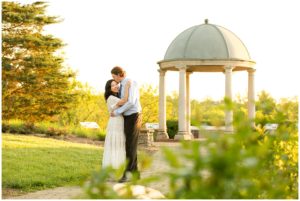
[104,79,118,101]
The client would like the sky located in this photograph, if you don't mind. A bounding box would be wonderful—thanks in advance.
[13,0,300,100]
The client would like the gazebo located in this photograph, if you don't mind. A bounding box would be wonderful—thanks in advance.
[156,19,256,140]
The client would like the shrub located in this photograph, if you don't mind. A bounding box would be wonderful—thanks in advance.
[71,127,106,140]
[166,120,178,139]
[2,120,35,134]
[2,119,106,140]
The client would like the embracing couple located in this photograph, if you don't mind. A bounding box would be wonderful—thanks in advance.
[102,66,142,183]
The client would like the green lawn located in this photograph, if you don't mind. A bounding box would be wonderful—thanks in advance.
[2,133,103,192]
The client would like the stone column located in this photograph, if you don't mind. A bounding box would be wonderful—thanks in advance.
[248,69,256,128]
[157,69,169,140]
[224,65,233,132]
[175,66,192,140]
[186,72,193,138]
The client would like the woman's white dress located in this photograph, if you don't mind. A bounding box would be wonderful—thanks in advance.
[102,95,126,169]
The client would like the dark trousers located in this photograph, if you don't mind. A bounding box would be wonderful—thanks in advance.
[123,113,141,174]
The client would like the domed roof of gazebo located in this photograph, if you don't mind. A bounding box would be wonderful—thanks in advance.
[164,19,251,61]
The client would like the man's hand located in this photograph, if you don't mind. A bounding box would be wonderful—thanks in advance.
[110,111,116,117]
[117,99,126,106]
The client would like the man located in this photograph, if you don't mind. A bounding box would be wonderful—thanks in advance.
[111,66,142,182]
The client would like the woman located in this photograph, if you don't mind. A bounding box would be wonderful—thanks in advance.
[102,79,130,169]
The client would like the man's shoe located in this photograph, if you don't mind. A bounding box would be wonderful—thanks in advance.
[118,177,128,183]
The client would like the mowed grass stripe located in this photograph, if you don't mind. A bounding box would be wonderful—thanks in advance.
[2,134,103,192]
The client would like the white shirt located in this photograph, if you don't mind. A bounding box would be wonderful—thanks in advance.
[113,77,141,116]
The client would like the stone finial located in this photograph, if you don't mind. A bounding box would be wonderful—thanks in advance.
[205,19,208,24]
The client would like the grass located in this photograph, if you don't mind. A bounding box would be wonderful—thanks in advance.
[2,133,103,193]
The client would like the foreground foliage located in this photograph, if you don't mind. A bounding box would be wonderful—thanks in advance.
[83,102,298,199]
[160,119,298,198]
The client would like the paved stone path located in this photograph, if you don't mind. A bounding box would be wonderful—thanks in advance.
[5,142,179,199]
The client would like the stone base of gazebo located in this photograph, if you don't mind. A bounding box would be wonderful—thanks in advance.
[156,130,169,141]
[225,125,234,133]
[174,132,194,140]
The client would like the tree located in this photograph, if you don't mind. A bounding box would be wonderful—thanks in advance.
[139,85,159,126]
[58,82,108,129]
[256,91,276,115]
[255,91,277,125]
[166,91,178,120]
[2,1,76,122]
[275,97,298,127]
